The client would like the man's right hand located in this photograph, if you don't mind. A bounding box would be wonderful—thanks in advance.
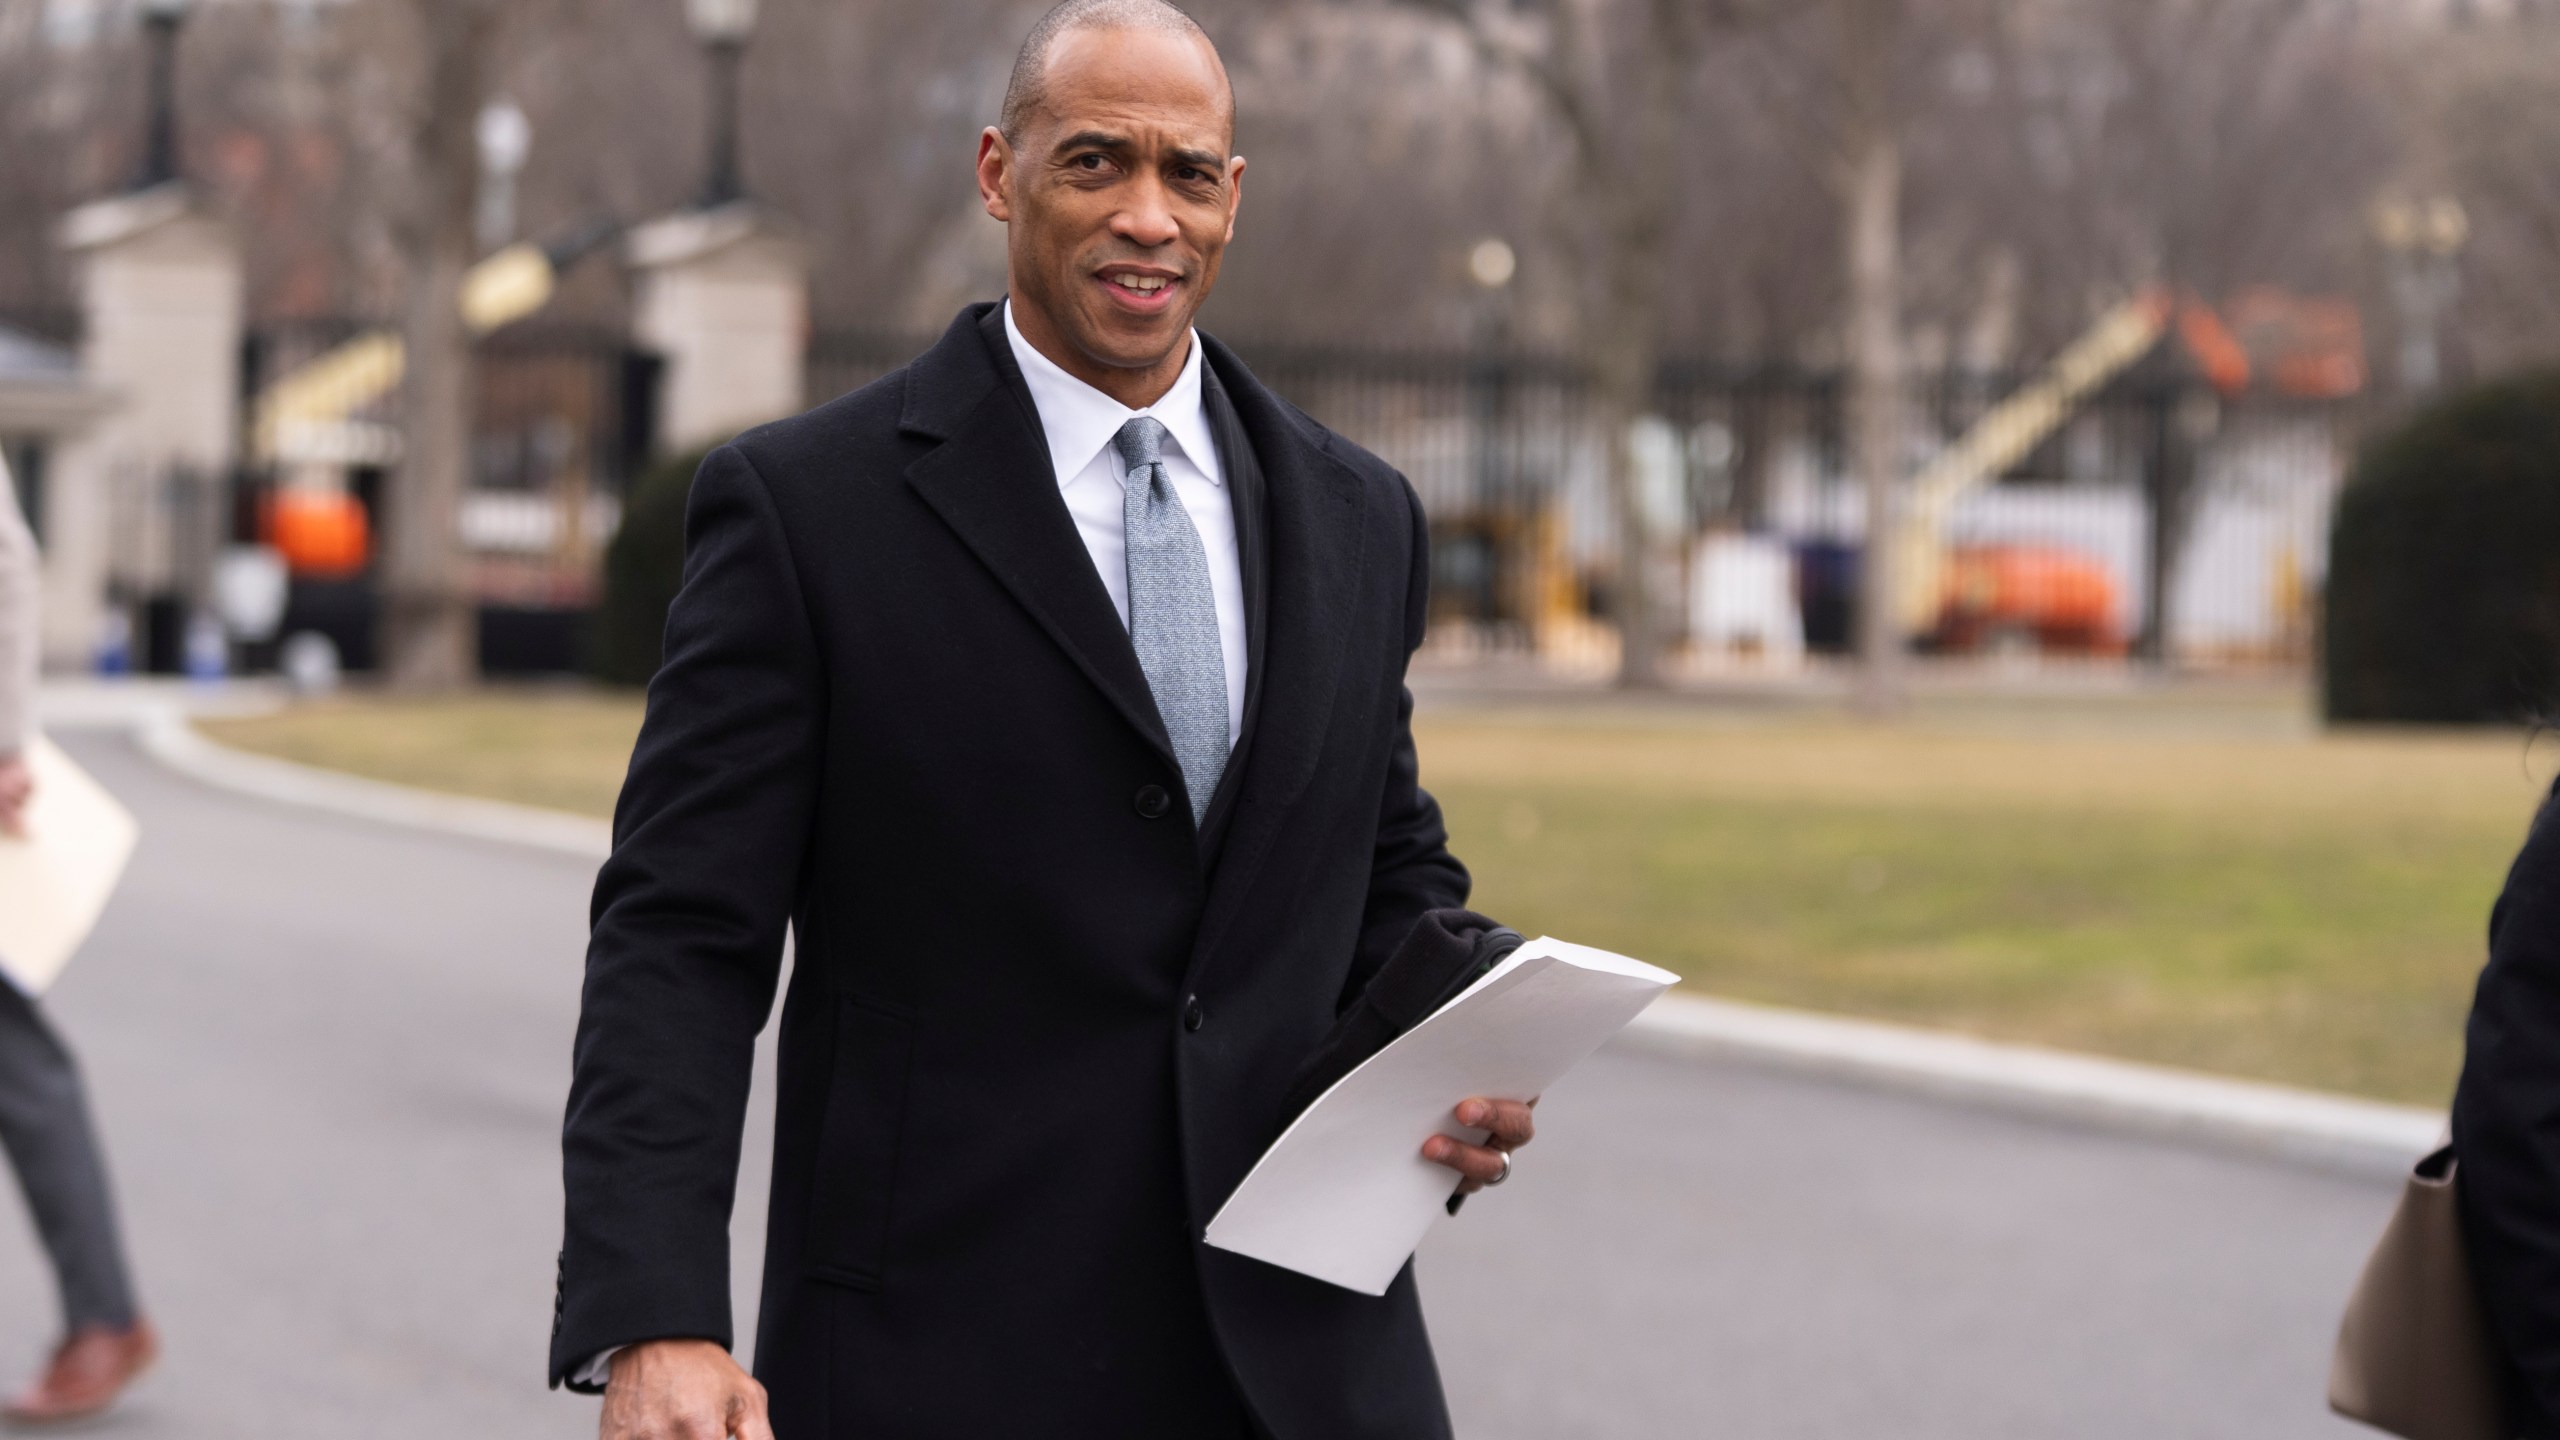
[0,752,30,838]
[599,1339,772,1440]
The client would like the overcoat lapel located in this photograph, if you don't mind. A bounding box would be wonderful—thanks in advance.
[898,306,1178,766]
[1186,335,1365,968]
[1189,363,1267,861]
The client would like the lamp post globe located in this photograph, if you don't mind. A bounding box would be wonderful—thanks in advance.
[2372,194,2467,394]
[478,100,532,178]
[2422,197,2471,260]
[476,100,532,252]
[686,0,758,43]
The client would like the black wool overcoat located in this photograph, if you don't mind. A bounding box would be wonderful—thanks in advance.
[2458,776,2560,1436]
[553,303,1472,1438]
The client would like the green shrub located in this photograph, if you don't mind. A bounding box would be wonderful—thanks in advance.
[588,448,707,688]
[2326,372,2560,724]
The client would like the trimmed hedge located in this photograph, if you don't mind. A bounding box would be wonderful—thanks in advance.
[588,448,707,688]
[2326,372,2560,724]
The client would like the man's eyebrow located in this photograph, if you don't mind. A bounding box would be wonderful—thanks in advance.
[1049,129,1130,157]
[1167,146,1228,171]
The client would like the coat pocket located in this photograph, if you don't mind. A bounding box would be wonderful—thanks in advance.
[806,995,914,1290]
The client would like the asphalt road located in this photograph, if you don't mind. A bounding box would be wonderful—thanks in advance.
[0,729,2397,1438]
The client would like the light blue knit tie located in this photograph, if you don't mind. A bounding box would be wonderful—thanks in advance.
[1114,417,1229,824]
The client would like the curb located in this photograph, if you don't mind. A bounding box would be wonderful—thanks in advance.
[124,705,2442,1176]
[1618,992,2441,1177]
[130,705,612,861]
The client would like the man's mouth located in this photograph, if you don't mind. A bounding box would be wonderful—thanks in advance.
[1096,269,1183,310]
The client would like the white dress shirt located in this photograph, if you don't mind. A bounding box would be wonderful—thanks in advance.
[1003,300,1249,747]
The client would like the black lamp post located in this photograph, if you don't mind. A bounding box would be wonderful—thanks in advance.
[687,0,758,209]
[2372,196,2469,395]
[133,0,193,191]
[1465,238,1516,636]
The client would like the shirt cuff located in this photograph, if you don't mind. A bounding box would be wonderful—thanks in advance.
[573,1346,623,1389]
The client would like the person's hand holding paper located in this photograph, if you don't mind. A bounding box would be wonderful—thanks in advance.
[1207,936,1676,1295]
[1424,1096,1536,1196]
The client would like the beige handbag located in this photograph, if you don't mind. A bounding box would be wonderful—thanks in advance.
[2329,1143,2505,1440]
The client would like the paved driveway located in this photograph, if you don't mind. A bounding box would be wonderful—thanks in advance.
[0,730,2392,1437]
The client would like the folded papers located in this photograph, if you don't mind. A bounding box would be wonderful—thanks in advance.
[0,738,138,995]
[1205,937,1677,1294]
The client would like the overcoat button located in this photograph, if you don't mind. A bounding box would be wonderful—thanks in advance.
[1185,996,1206,1032]
[1135,784,1172,819]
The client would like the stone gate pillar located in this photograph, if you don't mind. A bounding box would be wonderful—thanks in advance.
[627,204,808,454]
[48,185,243,669]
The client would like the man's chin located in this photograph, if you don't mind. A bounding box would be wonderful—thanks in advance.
[1068,311,1195,374]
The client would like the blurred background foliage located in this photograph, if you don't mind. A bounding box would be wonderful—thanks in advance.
[2328,370,2560,724]
[588,446,703,689]
[2,0,2539,371]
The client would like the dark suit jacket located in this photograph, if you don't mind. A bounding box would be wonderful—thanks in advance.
[554,302,1472,1439]
[2456,778,2560,1436]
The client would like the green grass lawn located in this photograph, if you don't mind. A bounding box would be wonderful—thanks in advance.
[203,686,2554,1105]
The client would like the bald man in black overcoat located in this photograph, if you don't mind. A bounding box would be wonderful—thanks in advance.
[552,4,1541,1437]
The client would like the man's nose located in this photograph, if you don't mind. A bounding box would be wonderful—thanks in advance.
[1111,177,1182,249]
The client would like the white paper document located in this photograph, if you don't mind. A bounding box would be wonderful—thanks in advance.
[1205,937,1678,1294]
[0,737,139,995]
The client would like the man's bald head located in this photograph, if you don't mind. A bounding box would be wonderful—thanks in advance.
[999,0,1230,147]
[977,0,1245,405]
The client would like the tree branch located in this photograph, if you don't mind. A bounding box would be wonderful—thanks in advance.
[1387,0,1604,165]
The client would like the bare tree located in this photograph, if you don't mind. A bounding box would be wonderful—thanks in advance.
[0,1,136,320]
[368,0,503,689]
[1671,0,1926,706]
[1954,0,2385,351]
[1382,0,1715,688]
[2424,13,2560,374]
[1833,0,1910,711]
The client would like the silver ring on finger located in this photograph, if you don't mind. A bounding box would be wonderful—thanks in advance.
[1484,1150,1512,1188]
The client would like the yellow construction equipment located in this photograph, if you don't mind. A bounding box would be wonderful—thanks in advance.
[1887,292,2174,633]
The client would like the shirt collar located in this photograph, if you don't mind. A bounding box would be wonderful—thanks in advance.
[1002,298,1223,490]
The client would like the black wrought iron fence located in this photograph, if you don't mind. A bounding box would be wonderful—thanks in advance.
[810,329,2351,667]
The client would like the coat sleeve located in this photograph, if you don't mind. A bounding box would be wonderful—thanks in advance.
[2455,783,2560,1435]
[553,444,824,1388]
[1343,479,1471,1010]
[0,454,37,758]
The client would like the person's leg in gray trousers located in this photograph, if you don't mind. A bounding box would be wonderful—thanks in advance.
[0,979,136,1334]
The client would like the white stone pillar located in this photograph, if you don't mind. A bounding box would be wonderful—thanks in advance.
[627,204,809,453]
[49,185,243,669]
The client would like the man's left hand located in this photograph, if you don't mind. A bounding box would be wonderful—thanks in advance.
[1423,1097,1536,1196]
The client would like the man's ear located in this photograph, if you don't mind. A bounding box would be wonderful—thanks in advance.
[1222,155,1246,244]
[977,128,1016,222]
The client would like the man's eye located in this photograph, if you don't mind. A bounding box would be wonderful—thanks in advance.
[1075,154,1108,171]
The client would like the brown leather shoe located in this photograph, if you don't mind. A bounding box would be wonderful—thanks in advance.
[4,1319,157,1423]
